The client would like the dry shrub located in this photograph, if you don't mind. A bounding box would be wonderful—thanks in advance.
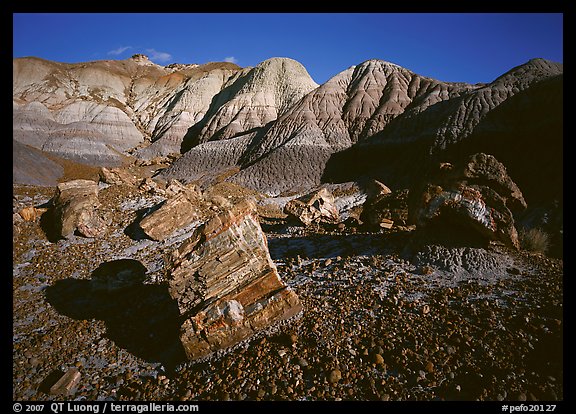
[520,227,550,253]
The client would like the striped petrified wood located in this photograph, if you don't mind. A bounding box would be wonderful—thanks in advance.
[168,199,302,361]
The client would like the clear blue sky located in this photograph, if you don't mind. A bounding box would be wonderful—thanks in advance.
[13,13,563,85]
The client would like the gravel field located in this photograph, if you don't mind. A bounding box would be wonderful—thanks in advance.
[12,183,563,403]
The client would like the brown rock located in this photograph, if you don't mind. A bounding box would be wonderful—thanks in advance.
[169,199,302,361]
[379,218,394,229]
[373,353,385,366]
[284,188,340,226]
[19,206,38,221]
[99,167,138,186]
[327,369,342,384]
[460,153,527,212]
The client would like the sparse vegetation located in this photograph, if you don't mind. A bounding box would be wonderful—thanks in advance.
[520,227,550,254]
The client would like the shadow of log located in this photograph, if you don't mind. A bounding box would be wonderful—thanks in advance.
[267,232,401,261]
[39,208,62,243]
[44,259,186,371]
[37,369,65,394]
[265,224,488,266]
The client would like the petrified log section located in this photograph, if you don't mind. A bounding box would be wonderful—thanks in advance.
[51,179,107,239]
[168,199,302,361]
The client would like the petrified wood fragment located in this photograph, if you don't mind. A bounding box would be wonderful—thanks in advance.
[139,184,204,241]
[284,187,340,226]
[168,199,302,361]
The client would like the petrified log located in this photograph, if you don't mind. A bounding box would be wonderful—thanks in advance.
[410,153,526,249]
[51,179,106,239]
[168,199,302,361]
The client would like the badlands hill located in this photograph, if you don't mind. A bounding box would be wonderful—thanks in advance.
[13,54,562,206]
[13,54,317,169]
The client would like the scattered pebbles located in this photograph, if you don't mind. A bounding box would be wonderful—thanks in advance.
[12,183,563,401]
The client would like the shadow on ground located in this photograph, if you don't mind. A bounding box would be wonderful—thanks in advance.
[44,259,186,371]
[265,222,493,267]
[267,233,390,261]
[124,202,165,241]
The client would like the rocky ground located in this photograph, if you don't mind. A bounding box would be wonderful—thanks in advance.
[12,174,563,402]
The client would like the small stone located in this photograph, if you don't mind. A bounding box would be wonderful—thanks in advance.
[517,392,527,401]
[297,358,309,367]
[328,369,342,384]
[425,361,434,373]
[373,354,385,366]
[19,206,38,221]
[324,258,332,266]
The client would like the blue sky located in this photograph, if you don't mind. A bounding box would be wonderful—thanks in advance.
[13,13,563,85]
